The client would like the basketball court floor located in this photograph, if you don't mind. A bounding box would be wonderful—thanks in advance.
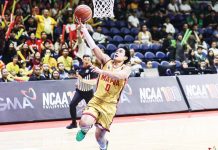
[1,111,218,150]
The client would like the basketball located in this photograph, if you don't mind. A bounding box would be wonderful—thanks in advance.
[74,5,92,23]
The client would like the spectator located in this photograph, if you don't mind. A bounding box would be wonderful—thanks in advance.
[150,25,162,43]
[210,0,218,12]
[135,24,152,44]
[51,69,60,80]
[127,10,140,28]
[194,46,207,63]
[204,10,218,28]
[42,49,57,69]
[19,61,32,77]
[209,41,218,56]
[195,34,208,54]
[29,65,46,81]
[31,52,42,66]
[186,12,198,26]
[179,0,192,14]
[158,25,168,43]
[168,0,179,13]
[37,31,53,54]
[54,34,68,58]
[175,34,185,62]
[41,40,54,55]
[129,49,142,77]
[24,16,37,35]
[92,26,108,44]
[146,61,153,69]
[149,11,163,27]
[2,43,17,65]
[26,33,40,53]
[65,16,76,34]
[206,50,215,67]
[57,62,69,80]
[6,55,20,77]
[155,0,167,12]
[34,9,57,40]
[41,63,51,80]
[57,48,73,72]
[211,56,218,73]
[163,17,176,35]
[0,68,12,82]
[198,61,208,74]
[16,43,34,61]
[213,25,218,41]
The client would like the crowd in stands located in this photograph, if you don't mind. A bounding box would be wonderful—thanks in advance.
[0,0,218,82]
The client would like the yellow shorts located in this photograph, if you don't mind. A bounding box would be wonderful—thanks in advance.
[82,96,117,131]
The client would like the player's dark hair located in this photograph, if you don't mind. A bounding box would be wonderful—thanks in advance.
[120,46,131,64]
[83,54,91,59]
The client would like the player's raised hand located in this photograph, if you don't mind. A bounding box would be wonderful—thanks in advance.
[77,18,86,31]
[91,65,103,74]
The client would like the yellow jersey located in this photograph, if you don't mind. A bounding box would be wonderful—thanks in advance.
[94,60,127,103]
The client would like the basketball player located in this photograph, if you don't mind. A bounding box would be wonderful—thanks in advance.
[75,21,131,150]
[66,54,98,129]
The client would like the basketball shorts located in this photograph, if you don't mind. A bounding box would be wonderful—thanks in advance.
[82,96,117,131]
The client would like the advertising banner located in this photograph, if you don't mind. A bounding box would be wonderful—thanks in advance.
[0,77,188,123]
[178,74,218,110]
[117,77,188,115]
[0,80,79,123]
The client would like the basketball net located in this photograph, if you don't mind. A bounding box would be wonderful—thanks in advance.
[92,0,114,18]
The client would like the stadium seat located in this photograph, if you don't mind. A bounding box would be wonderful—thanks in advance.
[175,60,181,68]
[140,44,150,52]
[101,27,110,35]
[108,20,116,27]
[141,62,146,69]
[110,52,115,59]
[97,44,106,50]
[124,35,134,43]
[135,52,144,60]
[118,43,126,48]
[156,51,166,59]
[120,27,131,35]
[129,43,140,51]
[110,27,121,36]
[130,27,139,36]
[151,61,160,68]
[151,44,161,52]
[106,44,117,54]
[160,61,170,66]
[112,35,124,45]
[115,20,127,28]
[144,52,155,60]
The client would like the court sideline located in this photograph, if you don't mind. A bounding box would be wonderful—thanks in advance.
[1,111,218,150]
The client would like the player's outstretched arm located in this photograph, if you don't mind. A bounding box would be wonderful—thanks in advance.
[79,22,110,65]
[92,65,131,80]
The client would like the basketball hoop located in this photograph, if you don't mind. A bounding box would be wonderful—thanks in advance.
[92,0,114,18]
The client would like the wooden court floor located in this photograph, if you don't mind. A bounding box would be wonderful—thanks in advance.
[1,111,218,150]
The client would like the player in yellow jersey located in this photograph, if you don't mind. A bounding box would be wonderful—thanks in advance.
[75,21,131,150]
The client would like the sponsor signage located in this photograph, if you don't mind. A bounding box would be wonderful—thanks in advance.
[117,77,188,114]
[0,80,77,123]
[178,74,218,110]
[0,77,188,123]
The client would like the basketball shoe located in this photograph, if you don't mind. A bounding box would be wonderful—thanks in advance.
[76,130,86,141]
[66,121,77,129]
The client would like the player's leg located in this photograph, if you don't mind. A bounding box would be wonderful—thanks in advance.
[76,114,96,141]
[67,90,83,129]
[95,127,108,150]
